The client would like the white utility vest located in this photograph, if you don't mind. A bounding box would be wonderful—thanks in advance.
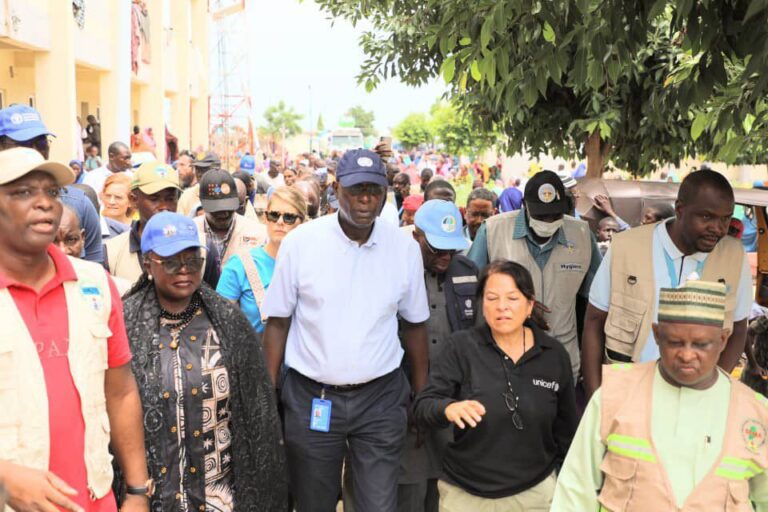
[0,257,114,507]
[486,211,592,379]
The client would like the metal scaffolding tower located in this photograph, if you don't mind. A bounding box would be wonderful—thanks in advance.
[208,0,254,170]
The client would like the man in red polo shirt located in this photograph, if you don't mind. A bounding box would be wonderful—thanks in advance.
[0,147,149,512]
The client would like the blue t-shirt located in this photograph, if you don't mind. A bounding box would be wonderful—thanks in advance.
[216,246,275,333]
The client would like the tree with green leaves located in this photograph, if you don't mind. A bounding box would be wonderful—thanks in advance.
[345,105,376,137]
[393,113,433,150]
[430,100,498,157]
[260,100,303,159]
[317,114,325,132]
[315,0,768,176]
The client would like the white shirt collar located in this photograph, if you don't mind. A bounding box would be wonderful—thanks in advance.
[655,218,707,262]
[332,212,381,248]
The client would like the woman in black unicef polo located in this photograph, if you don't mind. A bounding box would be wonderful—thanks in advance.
[413,260,577,511]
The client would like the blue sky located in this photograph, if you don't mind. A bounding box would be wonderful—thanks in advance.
[244,0,446,133]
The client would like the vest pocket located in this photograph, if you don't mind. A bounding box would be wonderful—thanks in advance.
[598,454,637,511]
[604,293,647,359]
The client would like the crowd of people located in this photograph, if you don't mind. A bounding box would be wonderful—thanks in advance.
[1,101,768,512]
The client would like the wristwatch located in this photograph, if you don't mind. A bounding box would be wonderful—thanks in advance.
[125,478,155,497]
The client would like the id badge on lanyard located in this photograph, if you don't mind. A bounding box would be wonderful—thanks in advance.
[310,388,332,433]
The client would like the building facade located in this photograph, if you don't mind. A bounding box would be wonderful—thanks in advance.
[0,0,209,163]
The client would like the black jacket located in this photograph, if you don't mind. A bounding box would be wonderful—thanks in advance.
[443,254,480,332]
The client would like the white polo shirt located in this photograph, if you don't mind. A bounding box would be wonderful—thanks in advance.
[589,219,752,362]
[262,213,429,385]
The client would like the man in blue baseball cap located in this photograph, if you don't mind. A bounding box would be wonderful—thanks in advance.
[262,147,429,512]
[0,105,55,159]
[399,199,479,510]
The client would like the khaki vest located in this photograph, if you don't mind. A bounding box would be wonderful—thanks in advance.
[195,214,267,267]
[598,362,768,511]
[177,184,200,217]
[605,223,744,362]
[0,258,114,507]
[486,211,591,378]
[105,230,143,284]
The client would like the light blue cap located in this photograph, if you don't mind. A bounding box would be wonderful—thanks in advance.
[414,199,469,251]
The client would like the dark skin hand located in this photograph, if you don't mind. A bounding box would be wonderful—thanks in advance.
[401,319,429,394]
[581,304,608,400]
[106,364,150,512]
[264,317,291,388]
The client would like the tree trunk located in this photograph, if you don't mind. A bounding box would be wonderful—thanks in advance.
[585,129,604,178]
[585,129,612,178]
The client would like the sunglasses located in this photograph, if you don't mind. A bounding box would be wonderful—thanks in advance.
[265,210,303,225]
[148,256,204,274]
[502,389,524,430]
[424,239,457,256]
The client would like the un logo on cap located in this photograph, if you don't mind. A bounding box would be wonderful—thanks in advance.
[10,114,23,125]
[441,215,457,233]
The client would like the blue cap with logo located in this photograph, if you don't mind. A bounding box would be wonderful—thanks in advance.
[414,199,469,251]
[0,105,55,141]
[336,148,387,188]
[239,154,255,173]
[141,211,204,257]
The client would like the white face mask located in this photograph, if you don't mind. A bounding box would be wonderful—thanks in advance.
[528,214,563,238]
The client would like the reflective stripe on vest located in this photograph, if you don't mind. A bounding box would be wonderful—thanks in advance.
[715,456,765,480]
[606,434,657,463]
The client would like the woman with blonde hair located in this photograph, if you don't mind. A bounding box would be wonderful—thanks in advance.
[217,186,308,332]
[100,173,134,226]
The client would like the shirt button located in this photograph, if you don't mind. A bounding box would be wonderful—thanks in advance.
[189,467,197,474]
[505,356,509,360]
[175,493,182,500]
[163,391,170,399]
[190,335,197,341]
[171,425,177,433]
[193,430,201,437]
[186,363,193,371]
[191,387,198,396]
[160,466,167,474]
[158,343,164,349]
[199,506,206,512]
[432,339,437,344]
[431,304,437,309]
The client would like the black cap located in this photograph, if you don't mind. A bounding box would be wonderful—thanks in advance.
[199,170,239,213]
[194,151,221,169]
[524,170,570,216]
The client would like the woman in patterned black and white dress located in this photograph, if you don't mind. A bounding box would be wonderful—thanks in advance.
[120,212,288,511]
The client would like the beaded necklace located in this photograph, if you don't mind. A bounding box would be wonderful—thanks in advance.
[159,292,202,349]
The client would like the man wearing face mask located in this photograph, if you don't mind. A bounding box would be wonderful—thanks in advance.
[467,170,600,380]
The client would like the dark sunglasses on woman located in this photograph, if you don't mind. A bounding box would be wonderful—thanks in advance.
[265,210,303,225]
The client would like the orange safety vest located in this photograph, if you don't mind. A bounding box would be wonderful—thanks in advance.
[598,362,768,511]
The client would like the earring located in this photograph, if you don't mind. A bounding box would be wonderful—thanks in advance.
[148,274,153,281]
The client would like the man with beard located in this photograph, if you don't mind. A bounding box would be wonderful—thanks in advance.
[582,170,750,398]
[195,169,266,288]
